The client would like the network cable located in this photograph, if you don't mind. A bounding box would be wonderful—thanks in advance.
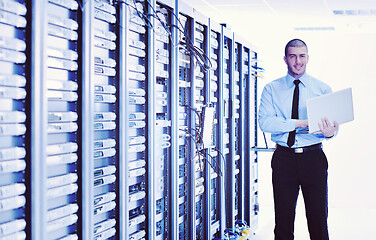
[164,7,213,72]
[114,0,154,28]
[205,153,223,177]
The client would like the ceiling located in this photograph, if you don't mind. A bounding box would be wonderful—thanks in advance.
[183,0,376,32]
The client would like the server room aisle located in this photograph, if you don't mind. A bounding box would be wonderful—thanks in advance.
[252,199,376,240]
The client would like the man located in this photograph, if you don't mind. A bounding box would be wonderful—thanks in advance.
[258,39,339,240]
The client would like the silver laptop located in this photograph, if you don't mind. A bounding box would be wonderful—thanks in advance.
[307,88,354,133]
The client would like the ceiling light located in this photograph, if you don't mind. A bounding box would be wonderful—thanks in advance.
[333,9,376,16]
[294,27,336,31]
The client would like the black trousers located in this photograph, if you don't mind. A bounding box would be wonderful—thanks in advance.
[272,147,329,240]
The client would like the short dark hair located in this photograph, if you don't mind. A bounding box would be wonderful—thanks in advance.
[285,39,308,56]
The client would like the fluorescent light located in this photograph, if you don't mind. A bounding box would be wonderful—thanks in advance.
[333,9,376,16]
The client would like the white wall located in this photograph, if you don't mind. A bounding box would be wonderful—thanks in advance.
[305,32,376,209]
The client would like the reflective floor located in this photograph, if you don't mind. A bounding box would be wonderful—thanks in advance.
[252,199,376,240]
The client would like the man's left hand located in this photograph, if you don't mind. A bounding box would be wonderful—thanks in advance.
[317,117,339,138]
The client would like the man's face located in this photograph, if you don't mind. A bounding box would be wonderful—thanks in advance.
[284,46,309,79]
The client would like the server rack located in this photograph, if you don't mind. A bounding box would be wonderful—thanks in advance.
[150,1,175,239]
[176,4,211,239]
[249,49,260,232]
[235,35,260,233]
[209,20,225,240]
[243,44,253,231]
[233,38,242,222]
[45,1,81,239]
[82,1,120,239]
[0,0,260,239]
[122,0,149,240]
[191,10,208,240]
[0,1,28,240]
[220,25,236,229]
[221,26,261,236]
[242,43,260,233]
[175,6,194,240]
[176,4,226,239]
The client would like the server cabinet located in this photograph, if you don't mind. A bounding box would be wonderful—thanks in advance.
[176,8,194,240]
[150,1,176,239]
[0,0,28,239]
[243,45,251,229]
[242,44,260,233]
[233,39,242,222]
[45,1,81,239]
[189,10,209,240]
[235,36,261,234]
[233,35,253,224]
[81,0,120,239]
[208,20,225,240]
[221,26,260,236]
[220,25,236,229]
[249,49,260,232]
[120,0,149,240]
[177,4,226,239]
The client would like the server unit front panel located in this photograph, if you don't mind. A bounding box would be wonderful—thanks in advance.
[177,12,191,240]
[153,2,172,239]
[91,1,119,239]
[221,29,235,229]
[0,0,28,239]
[45,1,81,239]
[126,1,149,240]
[209,26,222,239]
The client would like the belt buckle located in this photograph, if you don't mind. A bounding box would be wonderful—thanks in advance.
[295,147,304,153]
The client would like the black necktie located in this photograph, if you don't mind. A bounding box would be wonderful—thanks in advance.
[287,80,300,147]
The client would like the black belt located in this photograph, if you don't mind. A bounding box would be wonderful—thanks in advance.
[276,143,322,154]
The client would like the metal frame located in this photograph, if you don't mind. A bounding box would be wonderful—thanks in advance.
[118,2,129,239]
[237,39,246,221]
[218,21,227,238]
[81,1,95,239]
[203,18,212,240]
[188,10,197,240]
[221,25,236,229]
[244,46,253,226]
[147,0,156,238]
[170,0,179,239]
[30,1,47,239]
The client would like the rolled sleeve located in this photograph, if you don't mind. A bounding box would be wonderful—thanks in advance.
[258,85,296,134]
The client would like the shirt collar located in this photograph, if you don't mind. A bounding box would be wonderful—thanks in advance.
[286,73,308,87]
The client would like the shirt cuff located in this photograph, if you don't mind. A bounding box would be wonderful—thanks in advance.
[288,119,297,132]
